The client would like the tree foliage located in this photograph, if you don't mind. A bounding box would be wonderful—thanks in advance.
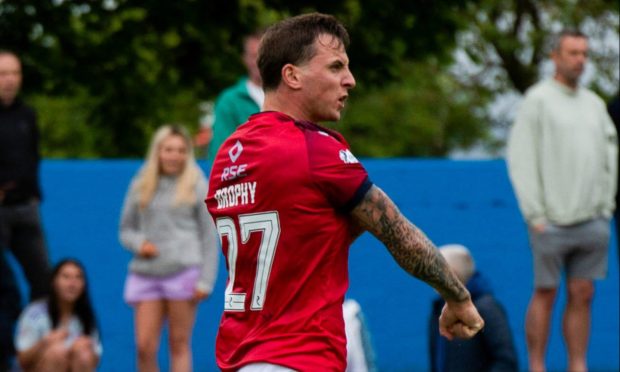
[454,0,619,95]
[0,0,617,158]
[335,60,493,157]
[0,0,473,157]
[2,1,256,156]
[446,0,619,155]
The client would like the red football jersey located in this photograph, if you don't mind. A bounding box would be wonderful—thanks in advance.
[206,111,372,371]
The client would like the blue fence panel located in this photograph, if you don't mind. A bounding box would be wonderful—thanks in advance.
[6,159,616,371]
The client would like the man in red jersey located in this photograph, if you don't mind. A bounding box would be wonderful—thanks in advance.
[206,13,484,372]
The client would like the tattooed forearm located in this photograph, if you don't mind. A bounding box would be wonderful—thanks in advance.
[351,185,470,303]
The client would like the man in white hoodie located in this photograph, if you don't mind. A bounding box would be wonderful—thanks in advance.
[507,29,618,372]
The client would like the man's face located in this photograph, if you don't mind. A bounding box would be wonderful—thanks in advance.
[552,36,588,86]
[243,36,262,85]
[296,34,356,123]
[0,53,22,106]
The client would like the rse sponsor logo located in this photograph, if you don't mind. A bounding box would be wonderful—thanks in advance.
[222,140,248,181]
[221,164,247,181]
[229,140,243,163]
[339,149,359,164]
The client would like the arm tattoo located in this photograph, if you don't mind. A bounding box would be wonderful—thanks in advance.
[351,185,470,302]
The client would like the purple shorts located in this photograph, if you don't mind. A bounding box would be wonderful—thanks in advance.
[123,266,200,305]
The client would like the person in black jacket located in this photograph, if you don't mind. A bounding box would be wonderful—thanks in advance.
[0,50,51,372]
[429,244,518,372]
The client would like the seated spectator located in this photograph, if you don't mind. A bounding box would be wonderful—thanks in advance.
[429,244,518,372]
[14,258,102,372]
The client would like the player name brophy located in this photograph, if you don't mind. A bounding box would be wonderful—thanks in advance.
[214,182,257,209]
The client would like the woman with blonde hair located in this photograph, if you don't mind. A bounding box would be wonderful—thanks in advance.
[119,124,218,372]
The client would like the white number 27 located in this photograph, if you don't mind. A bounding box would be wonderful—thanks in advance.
[216,212,281,312]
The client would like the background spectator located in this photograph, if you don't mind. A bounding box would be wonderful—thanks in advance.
[0,252,21,372]
[119,124,218,372]
[429,244,518,372]
[0,49,51,372]
[344,298,377,372]
[204,31,264,160]
[14,258,101,372]
[608,93,620,258]
[506,29,617,372]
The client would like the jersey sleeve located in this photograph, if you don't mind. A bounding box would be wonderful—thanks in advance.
[14,302,46,351]
[306,130,372,212]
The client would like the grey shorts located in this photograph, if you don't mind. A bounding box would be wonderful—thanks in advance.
[528,217,610,288]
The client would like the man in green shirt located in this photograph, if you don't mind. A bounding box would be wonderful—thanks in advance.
[206,32,264,160]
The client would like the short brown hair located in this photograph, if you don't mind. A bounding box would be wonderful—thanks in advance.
[550,29,587,53]
[0,49,19,61]
[258,13,350,91]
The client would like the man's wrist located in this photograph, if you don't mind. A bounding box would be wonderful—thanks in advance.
[444,288,471,305]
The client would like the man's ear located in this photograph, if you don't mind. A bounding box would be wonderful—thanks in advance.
[281,64,303,90]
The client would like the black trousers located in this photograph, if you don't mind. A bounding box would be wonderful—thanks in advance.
[0,200,51,370]
[0,252,21,371]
